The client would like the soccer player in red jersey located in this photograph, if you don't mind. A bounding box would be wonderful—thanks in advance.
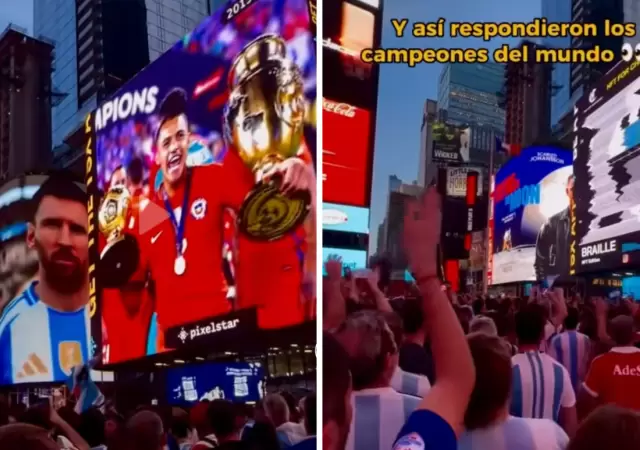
[132,89,312,349]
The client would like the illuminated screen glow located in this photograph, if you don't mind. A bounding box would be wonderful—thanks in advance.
[166,362,264,405]
[322,247,367,275]
[322,202,370,234]
[0,175,90,385]
[86,0,316,365]
[491,146,572,285]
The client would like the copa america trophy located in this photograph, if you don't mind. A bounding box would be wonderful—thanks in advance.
[98,186,140,287]
[223,34,311,241]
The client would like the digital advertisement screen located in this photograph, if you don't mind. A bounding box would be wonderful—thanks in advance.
[0,174,90,385]
[323,98,371,206]
[431,122,471,163]
[322,247,367,275]
[322,202,369,234]
[490,146,572,285]
[166,362,264,405]
[573,60,640,274]
[85,0,317,365]
[446,166,483,198]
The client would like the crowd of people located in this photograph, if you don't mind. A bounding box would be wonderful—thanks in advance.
[0,390,316,450]
[323,187,640,450]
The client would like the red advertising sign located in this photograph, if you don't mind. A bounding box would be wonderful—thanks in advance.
[323,98,371,206]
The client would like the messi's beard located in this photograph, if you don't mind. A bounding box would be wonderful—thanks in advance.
[35,240,87,295]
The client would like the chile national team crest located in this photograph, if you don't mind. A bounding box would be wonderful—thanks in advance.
[191,198,207,220]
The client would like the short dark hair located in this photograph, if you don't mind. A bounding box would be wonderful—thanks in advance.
[400,297,424,335]
[79,407,106,447]
[170,415,191,440]
[127,157,144,185]
[379,310,403,347]
[207,400,236,439]
[156,88,188,142]
[31,175,86,221]
[109,165,125,185]
[609,315,635,346]
[323,332,350,426]
[465,333,512,430]
[564,307,580,330]
[515,304,546,346]
[567,405,640,450]
[303,394,316,435]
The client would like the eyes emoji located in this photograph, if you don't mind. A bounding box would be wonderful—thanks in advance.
[621,43,640,62]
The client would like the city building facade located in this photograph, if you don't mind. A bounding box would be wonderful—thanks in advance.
[0,27,54,178]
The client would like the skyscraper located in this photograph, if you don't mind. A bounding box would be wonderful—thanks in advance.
[34,0,210,149]
[437,62,505,135]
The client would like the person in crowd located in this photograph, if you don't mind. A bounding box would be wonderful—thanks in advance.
[567,405,640,450]
[322,332,352,450]
[580,313,640,415]
[290,395,315,450]
[458,332,569,449]
[382,310,431,398]
[78,407,107,450]
[263,393,306,447]
[0,423,60,450]
[126,409,166,450]
[511,301,577,437]
[397,297,435,384]
[334,310,420,450]
[171,414,196,450]
[190,401,217,449]
[392,187,475,450]
[200,399,246,450]
[469,315,498,336]
[547,307,592,392]
[21,400,90,450]
[0,176,90,385]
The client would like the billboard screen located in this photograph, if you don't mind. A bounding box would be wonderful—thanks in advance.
[322,247,367,275]
[0,174,89,385]
[323,99,371,206]
[572,60,640,273]
[166,361,264,405]
[431,122,471,163]
[446,166,483,197]
[85,0,317,365]
[322,203,369,234]
[490,146,572,285]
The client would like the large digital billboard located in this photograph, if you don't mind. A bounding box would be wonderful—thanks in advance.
[85,0,317,365]
[0,174,89,385]
[490,146,572,285]
[323,99,371,206]
[572,59,640,274]
[322,202,369,234]
[166,361,264,405]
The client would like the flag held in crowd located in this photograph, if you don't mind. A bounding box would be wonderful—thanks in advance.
[66,357,105,414]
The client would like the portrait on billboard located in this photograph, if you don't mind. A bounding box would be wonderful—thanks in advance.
[0,174,89,385]
[490,147,572,285]
[87,0,317,364]
[431,122,471,163]
[573,60,640,272]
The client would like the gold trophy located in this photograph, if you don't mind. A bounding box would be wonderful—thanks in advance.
[223,34,311,241]
[98,186,140,287]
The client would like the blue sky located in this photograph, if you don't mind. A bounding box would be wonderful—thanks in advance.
[369,0,541,252]
[0,0,32,34]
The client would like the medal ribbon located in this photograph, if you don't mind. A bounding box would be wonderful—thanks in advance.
[162,168,192,259]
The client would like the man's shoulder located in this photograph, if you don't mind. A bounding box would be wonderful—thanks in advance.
[0,287,39,334]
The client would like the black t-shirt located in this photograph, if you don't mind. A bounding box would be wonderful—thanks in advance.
[217,441,250,450]
[399,342,435,383]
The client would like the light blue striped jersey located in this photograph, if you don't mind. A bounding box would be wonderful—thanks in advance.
[346,387,420,450]
[390,367,431,398]
[510,351,575,422]
[458,416,569,450]
[547,331,592,391]
[0,281,91,385]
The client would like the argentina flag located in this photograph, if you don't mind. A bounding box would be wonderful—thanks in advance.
[66,360,105,414]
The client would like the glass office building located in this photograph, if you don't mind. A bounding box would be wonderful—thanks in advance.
[35,0,210,148]
[542,0,573,129]
[437,62,505,136]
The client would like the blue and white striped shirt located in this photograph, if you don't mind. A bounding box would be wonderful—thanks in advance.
[458,416,569,450]
[346,387,420,450]
[390,367,431,398]
[0,282,91,385]
[511,351,575,422]
[547,330,592,391]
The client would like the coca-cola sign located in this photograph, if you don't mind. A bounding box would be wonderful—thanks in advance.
[323,97,371,206]
[323,99,356,117]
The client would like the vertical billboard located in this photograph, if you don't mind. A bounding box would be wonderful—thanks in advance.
[572,60,640,273]
[85,0,316,365]
[0,174,89,385]
[431,122,471,163]
[490,146,572,285]
[446,166,483,198]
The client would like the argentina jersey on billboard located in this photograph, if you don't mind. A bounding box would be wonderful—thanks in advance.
[491,146,572,285]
